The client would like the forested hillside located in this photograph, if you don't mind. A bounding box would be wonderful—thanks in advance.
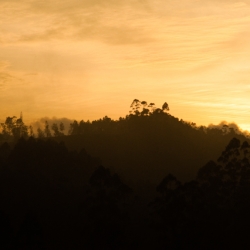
[0,133,250,248]
[0,100,250,249]
[57,100,249,183]
[1,100,249,184]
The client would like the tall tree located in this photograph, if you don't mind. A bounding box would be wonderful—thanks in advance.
[59,122,65,135]
[162,102,170,113]
[44,121,52,138]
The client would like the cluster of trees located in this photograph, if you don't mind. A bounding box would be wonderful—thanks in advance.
[0,116,66,143]
[1,100,244,143]
[0,138,133,249]
[1,99,250,248]
[0,99,168,138]
[129,99,169,116]
[0,100,172,143]
[66,99,241,137]
[1,134,250,248]
[0,114,31,142]
[67,99,170,135]
[150,138,250,248]
[1,100,247,185]
[37,121,65,138]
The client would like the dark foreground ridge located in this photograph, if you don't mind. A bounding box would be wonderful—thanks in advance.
[0,137,250,249]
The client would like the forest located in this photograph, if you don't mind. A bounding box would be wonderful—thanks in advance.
[0,99,250,249]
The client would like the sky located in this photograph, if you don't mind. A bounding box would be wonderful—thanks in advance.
[1,0,250,131]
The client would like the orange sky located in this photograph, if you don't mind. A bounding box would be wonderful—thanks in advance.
[1,0,250,131]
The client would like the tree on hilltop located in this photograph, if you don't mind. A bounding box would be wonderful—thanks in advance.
[129,99,170,116]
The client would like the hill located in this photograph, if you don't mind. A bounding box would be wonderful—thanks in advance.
[57,110,249,185]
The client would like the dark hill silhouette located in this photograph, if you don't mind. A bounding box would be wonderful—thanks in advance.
[1,126,250,248]
[150,137,250,249]
[55,106,249,185]
[1,100,249,190]
[3,100,250,249]
[0,138,132,249]
[0,137,102,249]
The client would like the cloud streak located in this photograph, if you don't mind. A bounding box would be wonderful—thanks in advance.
[1,0,153,45]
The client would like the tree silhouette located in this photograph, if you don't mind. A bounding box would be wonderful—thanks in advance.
[59,122,65,135]
[37,128,45,138]
[162,102,169,113]
[0,114,28,141]
[76,166,132,249]
[44,121,52,137]
[129,99,170,116]
[51,123,64,137]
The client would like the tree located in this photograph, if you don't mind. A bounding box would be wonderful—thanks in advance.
[82,166,132,249]
[156,174,181,195]
[12,115,28,140]
[51,123,64,137]
[0,114,28,141]
[1,116,16,137]
[52,123,59,137]
[68,121,79,135]
[148,102,155,113]
[129,99,141,115]
[37,128,45,138]
[59,122,65,135]
[44,121,52,138]
[162,102,170,113]
[28,126,34,137]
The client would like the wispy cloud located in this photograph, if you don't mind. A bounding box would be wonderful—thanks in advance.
[0,72,12,86]
[0,61,15,89]
[0,0,153,45]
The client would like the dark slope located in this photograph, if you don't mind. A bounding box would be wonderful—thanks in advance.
[57,113,249,184]
[1,126,250,248]
[150,138,250,249]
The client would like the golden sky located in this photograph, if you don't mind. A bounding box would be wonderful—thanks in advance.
[1,0,250,131]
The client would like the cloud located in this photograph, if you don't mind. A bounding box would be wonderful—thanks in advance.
[17,16,153,45]
[207,121,250,136]
[0,61,10,70]
[2,0,250,49]
[20,28,66,42]
[208,121,240,131]
[76,24,154,45]
[0,61,15,89]
[1,0,153,45]
[0,72,12,85]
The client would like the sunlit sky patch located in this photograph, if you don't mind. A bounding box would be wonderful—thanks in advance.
[1,0,250,131]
